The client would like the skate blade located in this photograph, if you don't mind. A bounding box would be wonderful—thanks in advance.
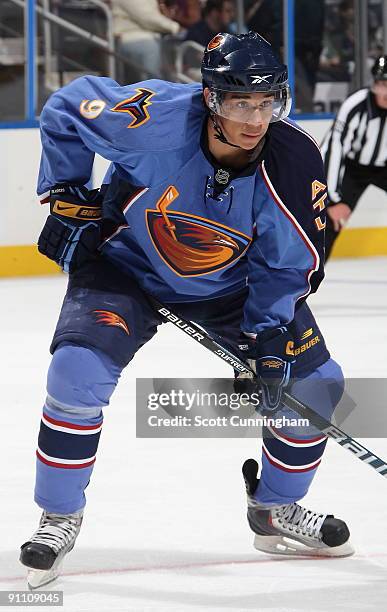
[254,534,355,558]
[27,563,62,590]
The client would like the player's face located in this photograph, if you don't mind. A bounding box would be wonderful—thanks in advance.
[373,80,387,109]
[205,90,274,150]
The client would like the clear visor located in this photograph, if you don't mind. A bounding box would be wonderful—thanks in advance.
[207,86,292,125]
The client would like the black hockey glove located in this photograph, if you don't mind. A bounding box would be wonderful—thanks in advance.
[38,185,102,273]
[236,327,295,411]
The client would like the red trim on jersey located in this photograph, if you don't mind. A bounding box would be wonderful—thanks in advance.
[259,162,318,299]
[122,187,147,212]
[43,413,102,431]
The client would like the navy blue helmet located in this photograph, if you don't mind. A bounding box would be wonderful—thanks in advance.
[202,31,288,91]
[201,31,291,123]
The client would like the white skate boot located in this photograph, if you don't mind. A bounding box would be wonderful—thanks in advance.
[243,459,354,557]
[20,510,83,589]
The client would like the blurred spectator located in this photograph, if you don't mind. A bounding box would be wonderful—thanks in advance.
[319,0,354,82]
[111,0,180,82]
[368,1,383,60]
[245,0,282,56]
[159,0,202,29]
[185,0,235,48]
[294,0,325,112]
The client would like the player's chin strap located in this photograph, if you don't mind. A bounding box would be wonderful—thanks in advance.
[210,112,241,149]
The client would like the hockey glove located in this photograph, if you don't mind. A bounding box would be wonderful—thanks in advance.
[38,185,102,273]
[236,326,295,411]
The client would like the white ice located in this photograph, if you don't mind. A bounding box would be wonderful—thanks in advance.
[1,257,387,612]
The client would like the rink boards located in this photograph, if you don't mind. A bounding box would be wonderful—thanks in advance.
[2,120,387,276]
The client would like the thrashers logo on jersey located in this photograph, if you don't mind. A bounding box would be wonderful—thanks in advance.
[145,186,251,277]
[110,88,155,128]
[93,310,130,335]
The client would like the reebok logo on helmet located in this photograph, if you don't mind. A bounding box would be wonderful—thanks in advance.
[250,74,272,84]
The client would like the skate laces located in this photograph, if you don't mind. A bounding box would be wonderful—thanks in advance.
[276,503,327,540]
[29,512,82,554]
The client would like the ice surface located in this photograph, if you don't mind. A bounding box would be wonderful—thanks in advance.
[1,258,387,611]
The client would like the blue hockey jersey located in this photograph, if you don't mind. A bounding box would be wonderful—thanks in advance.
[38,76,327,334]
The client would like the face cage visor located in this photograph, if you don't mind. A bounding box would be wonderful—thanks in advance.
[207,86,292,125]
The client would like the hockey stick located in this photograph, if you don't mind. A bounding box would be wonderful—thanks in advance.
[150,296,387,480]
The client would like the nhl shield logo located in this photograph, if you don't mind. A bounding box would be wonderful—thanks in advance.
[146,186,251,277]
[215,169,230,185]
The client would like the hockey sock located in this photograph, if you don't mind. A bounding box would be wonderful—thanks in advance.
[255,358,344,506]
[35,343,122,514]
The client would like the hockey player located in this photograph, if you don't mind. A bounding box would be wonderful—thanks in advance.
[20,32,353,589]
[321,54,387,259]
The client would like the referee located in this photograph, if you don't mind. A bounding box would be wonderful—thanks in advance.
[321,55,387,259]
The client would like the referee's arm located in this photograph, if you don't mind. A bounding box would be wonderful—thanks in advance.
[320,89,369,206]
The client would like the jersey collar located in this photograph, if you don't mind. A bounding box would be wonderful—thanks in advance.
[200,117,270,186]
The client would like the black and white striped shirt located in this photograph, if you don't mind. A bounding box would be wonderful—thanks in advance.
[321,88,387,203]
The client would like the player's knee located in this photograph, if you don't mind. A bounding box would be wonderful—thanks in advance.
[47,342,122,415]
[316,358,344,411]
[290,357,344,422]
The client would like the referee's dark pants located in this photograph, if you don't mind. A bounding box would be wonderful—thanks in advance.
[325,160,387,260]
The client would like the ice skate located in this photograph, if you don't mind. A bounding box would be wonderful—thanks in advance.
[20,510,83,589]
[242,459,354,557]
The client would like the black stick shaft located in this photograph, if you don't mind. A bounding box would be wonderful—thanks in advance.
[154,298,387,480]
